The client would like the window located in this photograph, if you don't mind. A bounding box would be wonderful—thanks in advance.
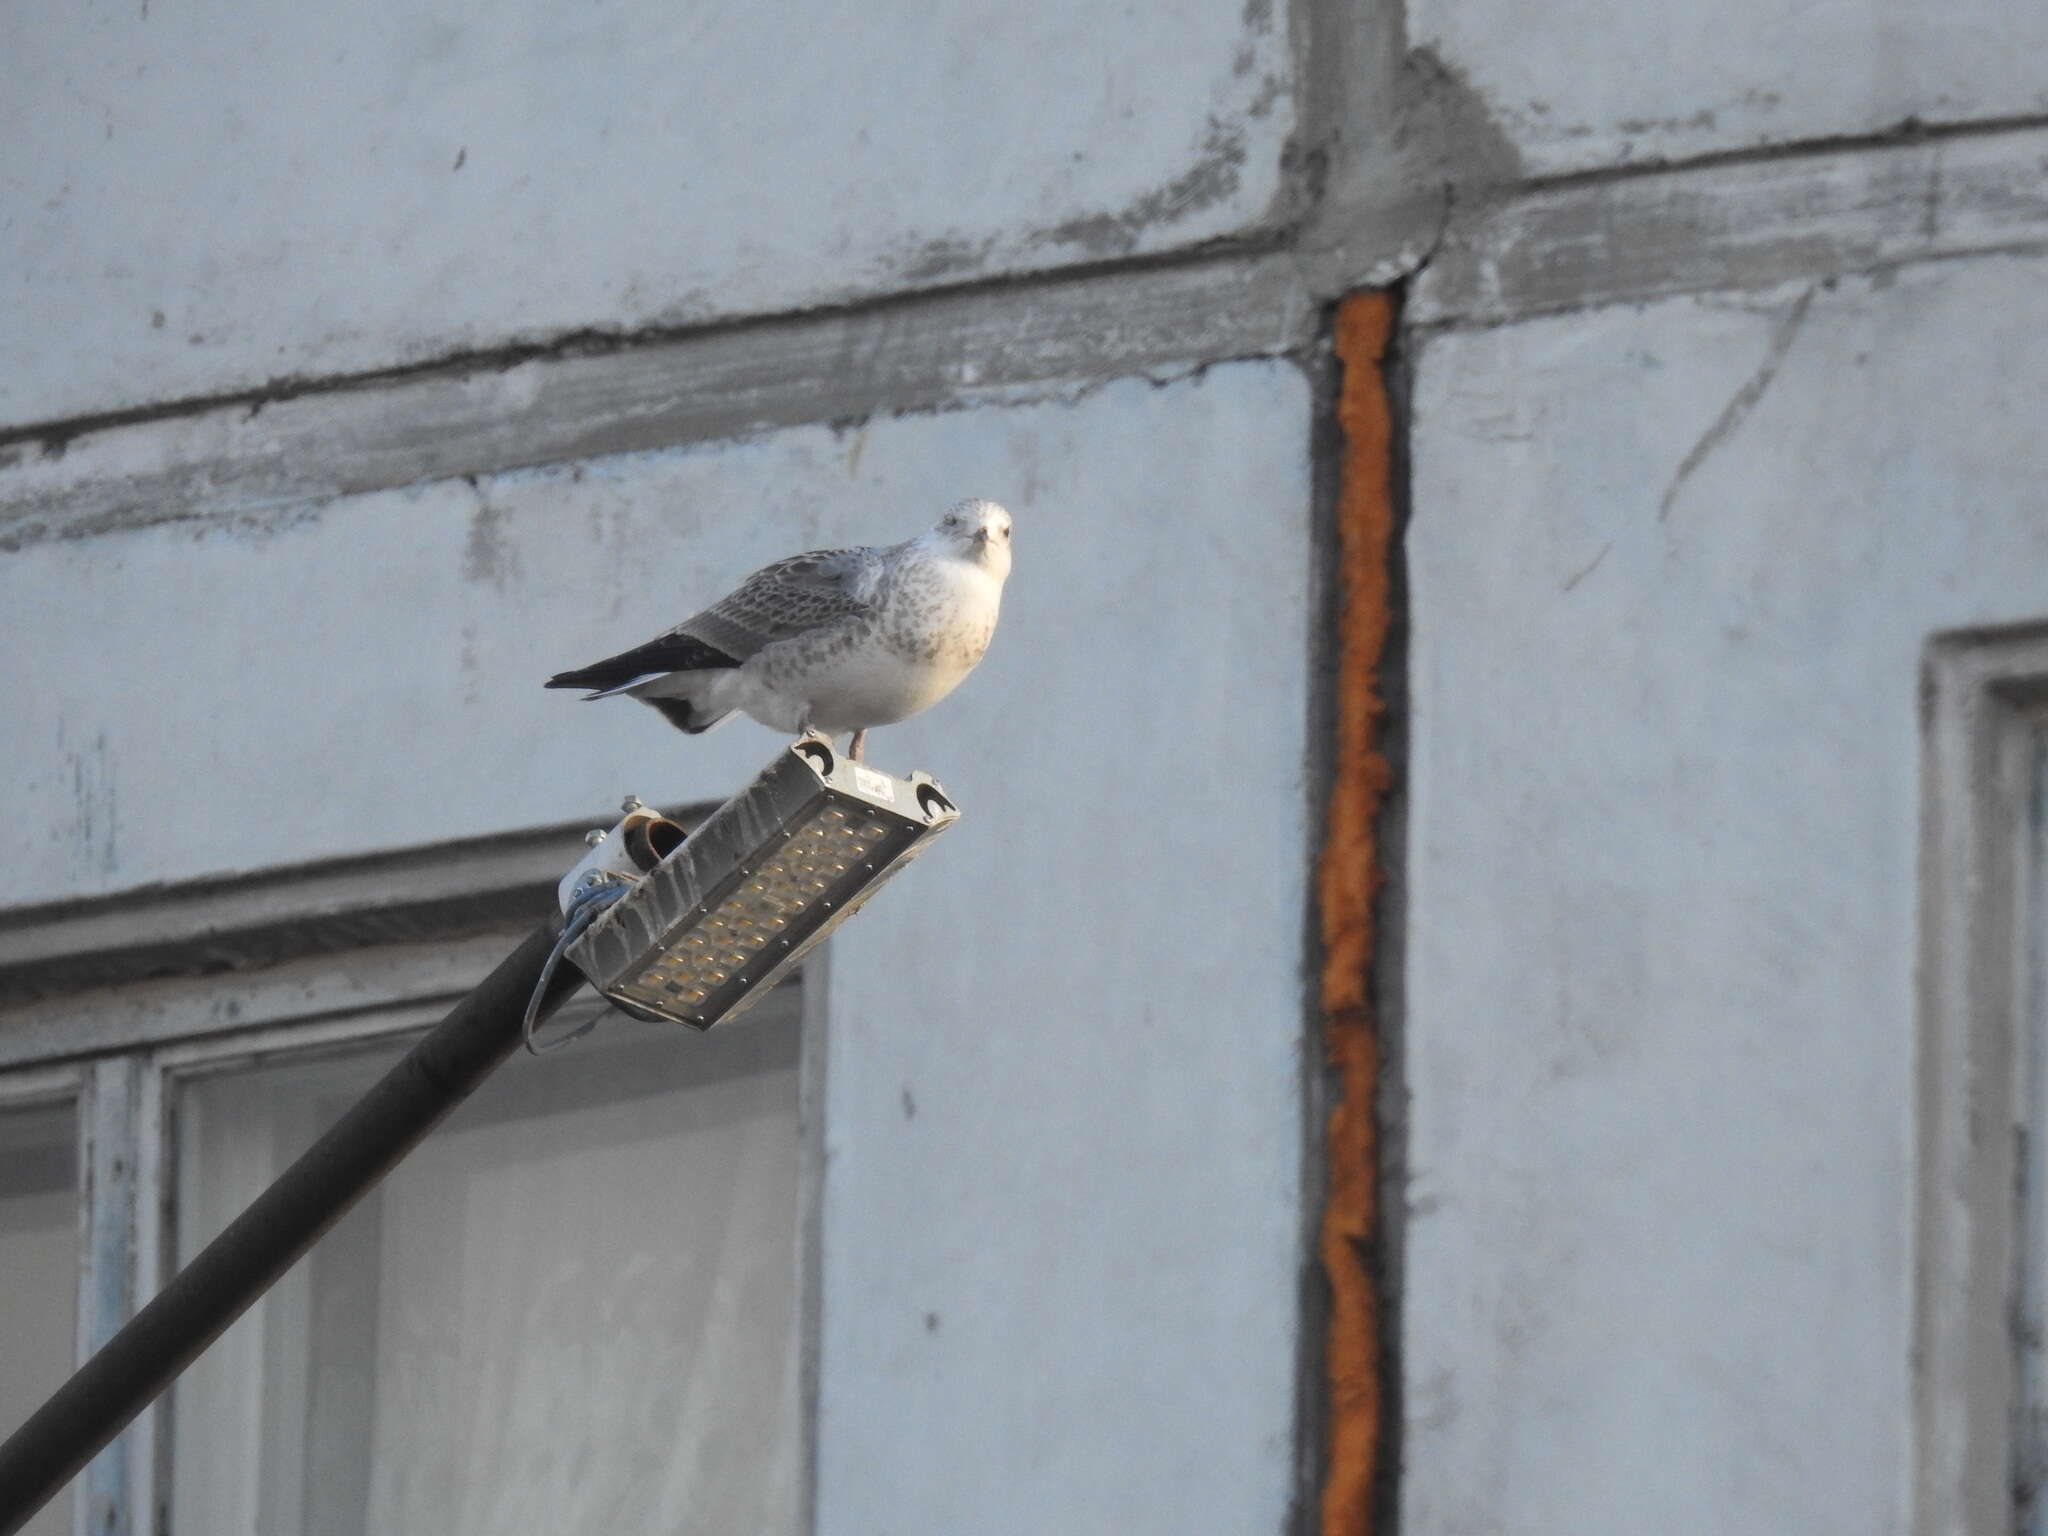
[1915,625,2048,1536]
[0,822,809,1536]
[0,1089,78,1536]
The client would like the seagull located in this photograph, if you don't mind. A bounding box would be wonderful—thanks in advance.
[547,498,1012,762]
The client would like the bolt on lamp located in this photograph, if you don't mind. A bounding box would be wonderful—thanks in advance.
[560,736,960,1030]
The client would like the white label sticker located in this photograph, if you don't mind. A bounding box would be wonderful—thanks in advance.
[853,765,894,801]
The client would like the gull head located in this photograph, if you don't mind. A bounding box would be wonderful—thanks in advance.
[928,498,1013,579]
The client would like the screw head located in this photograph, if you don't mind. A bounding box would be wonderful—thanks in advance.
[585,829,607,847]
[621,795,646,814]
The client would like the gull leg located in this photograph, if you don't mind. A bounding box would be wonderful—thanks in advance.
[848,730,869,762]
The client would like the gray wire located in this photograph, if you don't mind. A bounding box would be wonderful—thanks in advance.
[523,881,630,1056]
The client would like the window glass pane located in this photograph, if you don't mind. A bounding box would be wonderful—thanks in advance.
[0,1098,79,1536]
[169,1004,801,1536]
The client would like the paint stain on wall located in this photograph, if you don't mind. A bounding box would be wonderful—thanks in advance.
[61,725,121,876]
[1041,117,1251,257]
[1320,291,1396,1536]
[462,477,521,590]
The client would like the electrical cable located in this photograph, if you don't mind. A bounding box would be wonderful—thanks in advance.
[522,880,630,1055]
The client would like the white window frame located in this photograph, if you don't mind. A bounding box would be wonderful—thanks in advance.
[0,814,824,1536]
[1915,623,2048,1536]
[0,1062,91,1536]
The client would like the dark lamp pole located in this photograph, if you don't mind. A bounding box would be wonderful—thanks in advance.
[0,920,582,1536]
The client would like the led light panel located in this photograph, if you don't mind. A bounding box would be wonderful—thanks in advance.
[565,741,960,1029]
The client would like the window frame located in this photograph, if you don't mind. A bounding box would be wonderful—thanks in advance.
[0,1063,89,1536]
[1915,623,2048,1536]
[0,811,822,1536]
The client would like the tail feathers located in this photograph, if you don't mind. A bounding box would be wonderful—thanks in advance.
[547,666,658,695]
[546,633,738,693]
[644,698,734,735]
[548,644,737,735]
[578,674,661,701]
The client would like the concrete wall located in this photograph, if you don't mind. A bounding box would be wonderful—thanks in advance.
[1404,256,2048,1534]
[1411,0,2048,174]
[2,0,1292,429]
[7,0,2048,1530]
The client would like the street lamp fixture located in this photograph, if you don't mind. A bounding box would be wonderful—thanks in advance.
[562,736,960,1030]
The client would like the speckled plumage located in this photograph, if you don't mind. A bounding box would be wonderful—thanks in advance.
[547,499,1012,755]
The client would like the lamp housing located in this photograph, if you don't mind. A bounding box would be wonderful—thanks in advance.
[564,739,959,1029]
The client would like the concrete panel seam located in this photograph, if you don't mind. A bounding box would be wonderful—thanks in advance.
[1519,109,2048,197]
[0,233,1299,457]
[1318,291,1398,1536]
[0,251,1314,552]
[1412,119,2048,327]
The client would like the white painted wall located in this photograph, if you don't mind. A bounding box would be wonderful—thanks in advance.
[1,363,1315,1531]
[815,369,1313,1536]
[1402,254,2048,1534]
[0,0,1291,431]
[1410,0,2048,175]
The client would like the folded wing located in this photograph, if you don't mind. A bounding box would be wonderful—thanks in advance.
[545,544,885,696]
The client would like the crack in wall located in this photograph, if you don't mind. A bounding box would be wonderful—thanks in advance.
[1657,284,1816,522]
[1560,538,1614,592]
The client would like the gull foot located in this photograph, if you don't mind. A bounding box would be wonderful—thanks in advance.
[848,729,869,762]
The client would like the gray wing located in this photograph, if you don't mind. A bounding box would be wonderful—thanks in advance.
[679,544,886,661]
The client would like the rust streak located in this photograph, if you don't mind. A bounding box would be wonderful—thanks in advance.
[1319,291,1397,1536]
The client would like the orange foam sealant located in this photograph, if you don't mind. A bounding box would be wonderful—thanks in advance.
[1318,291,1396,1536]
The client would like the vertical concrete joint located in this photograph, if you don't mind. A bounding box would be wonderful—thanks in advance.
[1318,290,1397,1536]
